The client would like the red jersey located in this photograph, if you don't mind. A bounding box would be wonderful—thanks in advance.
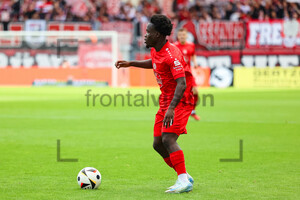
[174,41,195,73]
[151,41,193,109]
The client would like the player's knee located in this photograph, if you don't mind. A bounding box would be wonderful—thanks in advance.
[162,137,172,149]
[153,141,162,151]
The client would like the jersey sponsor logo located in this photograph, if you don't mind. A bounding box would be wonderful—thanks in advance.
[174,60,182,67]
[173,60,183,72]
[173,59,183,71]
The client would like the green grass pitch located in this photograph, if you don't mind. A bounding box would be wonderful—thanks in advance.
[0,87,299,200]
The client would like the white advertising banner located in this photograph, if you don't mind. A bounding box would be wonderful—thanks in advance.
[247,20,300,48]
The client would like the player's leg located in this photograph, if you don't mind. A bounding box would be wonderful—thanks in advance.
[161,133,185,175]
[191,86,200,120]
[153,136,175,169]
[153,109,176,170]
[153,136,169,158]
[161,104,194,193]
[162,132,193,193]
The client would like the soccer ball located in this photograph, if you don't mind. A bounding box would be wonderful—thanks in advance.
[77,167,101,189]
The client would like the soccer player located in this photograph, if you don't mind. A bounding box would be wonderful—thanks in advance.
[115,14,194,193]
[174,28,200,121]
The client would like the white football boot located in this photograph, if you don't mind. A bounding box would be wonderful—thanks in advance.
[165,180,193,193]
[167,173,194,190]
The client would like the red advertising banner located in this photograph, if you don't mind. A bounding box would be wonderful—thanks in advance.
[5,22,91,31]
[101,22,133,32]
[177,20,244,49]
[198,21,244,49]
[9,22,24,31]
[247,20,300,48]
[48,22,91,31]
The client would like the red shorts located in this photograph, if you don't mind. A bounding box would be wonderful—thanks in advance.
[154,103,193,137]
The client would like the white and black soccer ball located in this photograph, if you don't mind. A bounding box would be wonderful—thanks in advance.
[77,167,101,189]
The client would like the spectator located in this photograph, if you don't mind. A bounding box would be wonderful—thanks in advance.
[202,10,212,22]
[224,3,235,20]
[24,3,37,20]
[178,6,190,21]
[97,1,109,23]
[240,0,251,14]
[211,4,223,20]
[1,7,10,30]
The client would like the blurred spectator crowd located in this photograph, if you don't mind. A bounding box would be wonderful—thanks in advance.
[0,0,299,24]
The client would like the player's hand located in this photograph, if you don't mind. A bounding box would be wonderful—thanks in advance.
[163,108,175,128]
[115,60,130,69]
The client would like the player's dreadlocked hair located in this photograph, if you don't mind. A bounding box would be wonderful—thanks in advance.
[150,14,173,36]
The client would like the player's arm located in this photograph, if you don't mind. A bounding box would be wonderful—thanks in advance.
[163,77,187,128]
[170,77,187,109]
[192,55,198,68]
[115,59,152,69]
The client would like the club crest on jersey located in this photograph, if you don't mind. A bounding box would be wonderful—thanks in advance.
[153,63,157,70]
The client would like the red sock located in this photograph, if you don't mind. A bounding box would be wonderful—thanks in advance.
[193,94,198,110]
[163,157,174,168]
[170,150,186,175]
